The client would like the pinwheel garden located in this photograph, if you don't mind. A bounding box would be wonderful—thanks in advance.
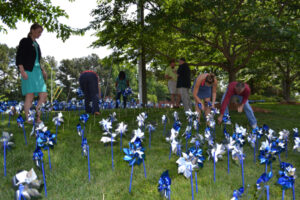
[0,102,299,200]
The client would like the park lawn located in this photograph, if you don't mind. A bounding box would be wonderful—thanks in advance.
[0,103,299,200]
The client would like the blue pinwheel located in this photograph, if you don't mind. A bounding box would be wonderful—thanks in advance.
[256,171,273,190]
[32,148,48,196]
[158,170,171,199]
[231,187,244,200]
[277,162,296,200]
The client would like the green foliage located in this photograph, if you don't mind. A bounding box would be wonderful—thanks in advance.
[0,0,81,41]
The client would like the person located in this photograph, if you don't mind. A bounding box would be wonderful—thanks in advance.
[176,58,191,111]
[165,59,180,108]
[16,23,47,123]
[217,82,257,128]
[193,73,217,121]
[79,70,101,115]
[115,71,129,108]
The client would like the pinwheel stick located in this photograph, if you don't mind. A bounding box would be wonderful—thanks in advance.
[213,153,216,182]
[163,122,166,136]
[42,161,47,197]
[8,113,11,127]
[282,189,285,200]
[111,136,114,170]
[241,158,245,189]
[190,167,194,200]
[88,145,91,181]
[149,129,151,149]
[254,143,256,163]
[292,184,295,200]
[4,141,7,176]
[265,162,268,173]
[264,185,270,200]
[227,148,230,174]
[143,159,147,178]
[22,125,27,145]
[169,146,171,160]
[48,148,52,170]
[195,172,198,193]
[129,164,134,193]
[120,132,123,151]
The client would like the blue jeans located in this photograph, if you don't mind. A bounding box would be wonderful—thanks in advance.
[221,91,257,127]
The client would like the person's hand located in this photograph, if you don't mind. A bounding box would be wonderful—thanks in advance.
[237,104,244,113]
[217,115,223,124]
[21,71,28,80]
[42,70,47,80]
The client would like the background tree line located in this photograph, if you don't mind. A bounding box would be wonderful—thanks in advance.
[0,0,299,102]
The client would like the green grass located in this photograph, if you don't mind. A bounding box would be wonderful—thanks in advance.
[0,103,299,200]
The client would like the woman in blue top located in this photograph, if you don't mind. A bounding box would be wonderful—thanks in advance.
[193,73,217,122]
[16,23,47,123]
[115,71,129,108]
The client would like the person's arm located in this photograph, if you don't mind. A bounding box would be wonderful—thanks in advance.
[18,65,28,80]
[238,87,250,112]
[211,78,218,107]
[40,66,47,80]
[16,39,28,79]
[193,75,205,110]
[218,85,233,124]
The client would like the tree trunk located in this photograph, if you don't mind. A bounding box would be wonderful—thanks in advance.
[282,65,291,102]
[228,69,236,83]
[137,0,147,106]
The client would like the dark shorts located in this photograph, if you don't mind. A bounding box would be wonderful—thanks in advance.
[197,85,212,99]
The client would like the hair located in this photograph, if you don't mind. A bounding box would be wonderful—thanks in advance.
[27,23,43,37]
[205,73,215,84]
[179,57,186,62]
[118,71,126,80]
[235,82,245,91]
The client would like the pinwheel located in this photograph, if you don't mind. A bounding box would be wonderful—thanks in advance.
[52,112,63,143]
[173,111,179,122]
[204,127,214,147]
[81,138,91,180]
[256,171,273,190]
[293,137,300,152]
[109,112,117,123]
[123,87,133,97]
[6,106,14,127]
[259,139,278,174]
[231,187,244,200]
[123,138,146,192]
[32,148,47,196]
[99,118,112,132]
[131,128,145,143]
[222,113,231,125]
[147,123,155,148]
[182,125,192,153]
[166,128,180,159]
[76,87,84,97]
[277,162,296,200]
[158,170,171,200]
[231,145,246,188]
[293,128,299,138]
[224,136,235,174]
[1,131,14,176]
[279,129,290,158]
[162,115,167,135]
[115,122,128,150]
[185,109,197,126]
[190,133,205,149]
[173,120,181,132]
[12,168,42,200]
[17,115,27,145]
[176,152,198,199]
[247,132,257,163]
[207,143,225,182]
[136,112,147,129]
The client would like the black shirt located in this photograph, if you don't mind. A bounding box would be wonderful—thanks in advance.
[16,36,41,72]
[176,63,191,88]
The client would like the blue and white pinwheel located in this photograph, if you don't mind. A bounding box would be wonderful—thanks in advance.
[231,187,244,200]
[162,115,167,124]
[81,138,89,157]
[294,137,300,152]
[277,162,296,190]
[256,171,273,190]
[131,128,145,143]
[123,138,145,166]
[0,131,14,148]
[158,170,171,199]
[176,152,197,178]
[166,128,180,154]
[80,113,89,124]
[99,118,112,132]
[208,143,226,162]
[52,112,64,126]
[136,112,147,128]
[17,115,25,128]
[188,147,206,168]
[33,148,43,168]
[204,127,214,147]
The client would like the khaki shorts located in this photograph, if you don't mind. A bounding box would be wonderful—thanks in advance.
[168,80,178,94]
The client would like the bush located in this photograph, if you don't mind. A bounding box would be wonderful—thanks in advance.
[249,94,281,102]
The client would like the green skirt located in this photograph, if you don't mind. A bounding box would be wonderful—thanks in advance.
[21,63,47,96]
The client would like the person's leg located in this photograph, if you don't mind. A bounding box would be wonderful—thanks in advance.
[123,94,127,108]
[175,93,181,107]
[36,92,48,122]
[80,74,92,113]
[24,93,34,121]
[221,89,230,115]
[170,94,175,107]
[237,96,257,128]
[116,92,121,108]
[204,97,211,116]
[179,88,191,111]
[88,74,100,113]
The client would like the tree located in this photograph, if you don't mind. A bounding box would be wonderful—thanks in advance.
[0,0,81,40]
[0,43,21,100]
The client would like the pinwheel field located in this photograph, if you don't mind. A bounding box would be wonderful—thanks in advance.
[1,103,300,200]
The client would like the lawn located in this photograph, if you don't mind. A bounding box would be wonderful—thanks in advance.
[0,103,299,200]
